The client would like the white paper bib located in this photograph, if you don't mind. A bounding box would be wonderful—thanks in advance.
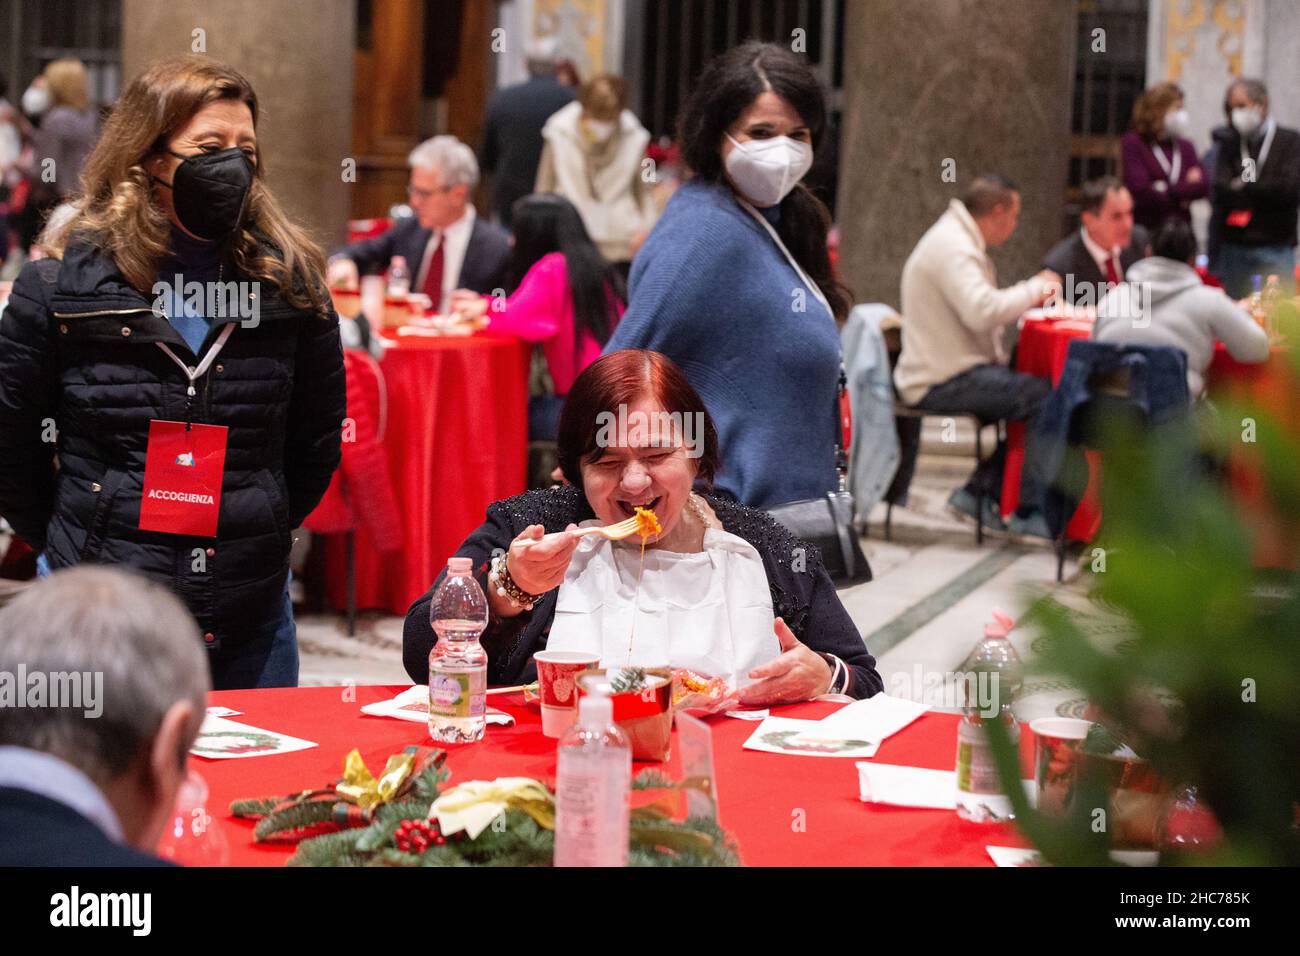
[546,523,779,688]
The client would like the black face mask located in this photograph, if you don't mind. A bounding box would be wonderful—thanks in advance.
[154,147,254,240]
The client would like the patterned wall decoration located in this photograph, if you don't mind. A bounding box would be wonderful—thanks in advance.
[1164,0,1207,82]
[1211,0,1246,77]
[534,0,607,78]
[1163,0,1247,82]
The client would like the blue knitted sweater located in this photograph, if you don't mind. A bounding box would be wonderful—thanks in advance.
[604,179,841,507]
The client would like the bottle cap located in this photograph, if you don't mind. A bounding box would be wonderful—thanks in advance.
[985,608,1015,639]
[447,556,473,575]
[578,692,613,728]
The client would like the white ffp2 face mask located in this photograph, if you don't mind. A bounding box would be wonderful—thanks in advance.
[724,133,813,207]
[1163,108,1191,140]
[1231,106,1264,137]
[22,84,51,117]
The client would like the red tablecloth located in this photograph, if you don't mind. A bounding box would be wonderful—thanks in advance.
[1002,320,1101,541]
[1206,346,1299,569]
[323,334,529,614]
[199,686,1032,867]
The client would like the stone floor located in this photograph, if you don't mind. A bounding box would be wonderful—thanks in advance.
[295,419,1128,724]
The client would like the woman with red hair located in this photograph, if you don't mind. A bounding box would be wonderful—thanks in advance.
[404,349,882,705]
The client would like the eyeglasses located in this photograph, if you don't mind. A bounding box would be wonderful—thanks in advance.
[406,184,454,202]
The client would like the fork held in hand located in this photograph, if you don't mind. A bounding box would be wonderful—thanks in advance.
[569,516,642,541]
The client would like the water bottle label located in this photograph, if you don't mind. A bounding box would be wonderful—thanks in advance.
[957,739,1000,793]
[430,674,477,717]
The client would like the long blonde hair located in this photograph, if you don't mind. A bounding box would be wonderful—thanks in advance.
[44,55,327,313]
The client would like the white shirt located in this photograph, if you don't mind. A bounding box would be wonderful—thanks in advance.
[0,745,125,843]
[1080,226,1122,281]
[415,205,476,314]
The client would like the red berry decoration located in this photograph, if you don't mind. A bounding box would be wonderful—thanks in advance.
[394,819,440,854]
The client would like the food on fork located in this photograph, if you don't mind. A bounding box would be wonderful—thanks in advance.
[570,506,662,542]
[633,506,662,540]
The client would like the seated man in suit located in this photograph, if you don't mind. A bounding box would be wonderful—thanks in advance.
[328,135,511,313]
[1043,176,1149,307]
[0,567,209,866]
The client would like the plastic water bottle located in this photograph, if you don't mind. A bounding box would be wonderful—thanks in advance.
[427,557,488,743]
[1248,274,1264,326]
[387,255,411,298]
[1262,274,1281,341]
[955,609,1022,823]
[555,692,631,867]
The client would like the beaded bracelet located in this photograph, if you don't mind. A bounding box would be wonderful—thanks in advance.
[489,554,540,610]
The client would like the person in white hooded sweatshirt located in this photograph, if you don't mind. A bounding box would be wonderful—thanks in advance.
[1093,220,1270,397]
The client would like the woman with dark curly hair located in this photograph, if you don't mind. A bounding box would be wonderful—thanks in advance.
[404,349,882,706]
[0,55,344,689]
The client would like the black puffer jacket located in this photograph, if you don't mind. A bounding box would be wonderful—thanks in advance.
[0,237,344,651]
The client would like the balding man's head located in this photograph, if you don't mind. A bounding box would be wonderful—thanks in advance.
[0,567,210,851]
[962,174,1022,247]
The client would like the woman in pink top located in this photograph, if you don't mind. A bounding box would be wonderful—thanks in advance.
[483,194,626,440]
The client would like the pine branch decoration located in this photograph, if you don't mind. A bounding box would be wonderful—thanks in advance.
[254,798,338,842]
[233,745,742,866]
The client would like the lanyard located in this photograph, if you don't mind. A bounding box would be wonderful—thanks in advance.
[738,198,833,317]
[156,323,235,430]
[1151,140,1181,184]
[1240,119,1276,174]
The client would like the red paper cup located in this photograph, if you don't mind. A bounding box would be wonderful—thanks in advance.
[534,650,599,738]
[1030,717,1091,817]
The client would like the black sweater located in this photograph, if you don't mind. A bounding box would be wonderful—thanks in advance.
[403,486,883,699]
[1211,122,1300,247]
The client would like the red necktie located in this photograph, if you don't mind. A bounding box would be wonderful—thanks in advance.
[421,237,445,309]
[1105,255,1121,286]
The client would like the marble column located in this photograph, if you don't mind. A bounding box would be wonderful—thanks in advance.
[836,0,1077,309]
[122,0,355,247]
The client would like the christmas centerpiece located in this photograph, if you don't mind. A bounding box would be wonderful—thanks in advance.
[231,745,739,866]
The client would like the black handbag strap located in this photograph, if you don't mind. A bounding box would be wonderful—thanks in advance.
[835,363,849,492]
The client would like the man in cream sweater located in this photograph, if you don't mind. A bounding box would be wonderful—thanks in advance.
[894,174,1060,539]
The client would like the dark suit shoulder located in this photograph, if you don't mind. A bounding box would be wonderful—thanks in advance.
[1042,232,1086,274]
[470,217,511,253]
[1124,225,1151,265]
[0,788,173,867]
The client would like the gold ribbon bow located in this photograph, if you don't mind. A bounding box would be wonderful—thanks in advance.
[334,748,416,810]
[429,778,555,839]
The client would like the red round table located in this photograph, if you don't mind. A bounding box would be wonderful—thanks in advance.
[1001,319,1101,541]
[1206,345,1299,569]
[197,686,1031,867]
[323,333,530,615]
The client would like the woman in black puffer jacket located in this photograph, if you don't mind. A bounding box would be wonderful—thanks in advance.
[0,56,344,689]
